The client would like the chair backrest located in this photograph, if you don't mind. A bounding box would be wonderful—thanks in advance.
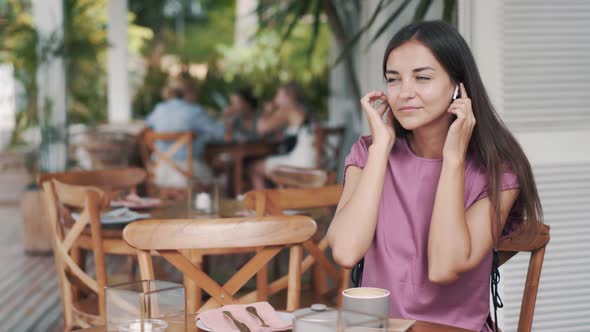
[138,128,194,197]
[244,185,343,216]
[42,179,109,330]
[314,126,345,172]
[243,185,347,305]
[123,216,316,313]
[267,165,329,189]
[40,167,147,191]
[497,221,550,332]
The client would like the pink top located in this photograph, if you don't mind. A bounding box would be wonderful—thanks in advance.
[344,136,522,332]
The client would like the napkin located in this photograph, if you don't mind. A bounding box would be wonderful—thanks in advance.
[111,193,161,209]
[196,302,292,332]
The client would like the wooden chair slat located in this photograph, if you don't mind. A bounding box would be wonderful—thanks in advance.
[302,240,340,282]
[157,250,233,308]
[61,210,90,252]
[496,221,550,332]
[222,247,281,296]
[138,129,194,199]
[40,167,147,191]
[123,217,316,250]
[287,245,303,311]
[199,247,282,312]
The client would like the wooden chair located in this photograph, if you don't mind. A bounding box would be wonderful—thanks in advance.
[42,179,109,331]
[267,165,329,189]
[497,221,550,332]
[243,185,351,306]
[266,126,344,189]
[40,168,147,257]
[138,128,194,200]
[123,216,317,313]
[40,168,149,330]
[40,167,147,193]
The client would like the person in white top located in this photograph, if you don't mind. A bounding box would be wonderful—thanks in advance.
[249,83,316,189]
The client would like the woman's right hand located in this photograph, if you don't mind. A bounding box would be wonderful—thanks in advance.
[360,91,396,151]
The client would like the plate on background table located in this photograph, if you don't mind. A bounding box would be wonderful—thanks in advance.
[73,207,150,225]
[110,193,162,209]
[196,311,294,331]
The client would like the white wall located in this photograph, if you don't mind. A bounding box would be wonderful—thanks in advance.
[0,65,16,150]
[460,1,590,330]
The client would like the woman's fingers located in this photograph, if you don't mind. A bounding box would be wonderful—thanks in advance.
[361,91,388,118]
[375,95,389,117]
[459,82,468,99]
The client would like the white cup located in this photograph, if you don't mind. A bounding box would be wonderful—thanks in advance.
[342,287,390,327]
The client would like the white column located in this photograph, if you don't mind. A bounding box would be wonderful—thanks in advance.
[0,65,16,150]
[235,0,258,47]
[107,0,130,123]
[32,0,67,172]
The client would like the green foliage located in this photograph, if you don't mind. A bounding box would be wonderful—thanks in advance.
[0,0,43,147]
[256,0,457,102]
[63,0,109,124]
[130,0,236,118]
[214,25,331,120]
[181,0,235,62]
[131,65,169,119]
[129,0,331,121]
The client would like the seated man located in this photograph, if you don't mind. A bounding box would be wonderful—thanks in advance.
[146,76,225,186]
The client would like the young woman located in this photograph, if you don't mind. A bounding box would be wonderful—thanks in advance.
[249,83,316,189]
[327,21,543,331]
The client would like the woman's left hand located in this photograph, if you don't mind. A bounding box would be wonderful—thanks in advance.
[442,83,476,164]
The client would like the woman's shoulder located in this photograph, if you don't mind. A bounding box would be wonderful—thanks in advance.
[464,157,520,201]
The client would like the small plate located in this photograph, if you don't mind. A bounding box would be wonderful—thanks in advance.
[73,208,150,225]
[196,311,294,331]
[110,194,161,209]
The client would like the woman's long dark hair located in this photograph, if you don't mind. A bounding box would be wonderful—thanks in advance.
[382,21,543,240]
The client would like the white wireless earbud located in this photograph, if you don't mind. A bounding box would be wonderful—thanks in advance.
[452,85,459,100]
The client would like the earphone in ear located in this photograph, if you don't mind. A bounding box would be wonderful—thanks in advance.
[452,85,459,100]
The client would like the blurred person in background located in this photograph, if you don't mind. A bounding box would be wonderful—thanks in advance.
[223,87,259,143]
[248,82,316,189]
[146,76,225,185]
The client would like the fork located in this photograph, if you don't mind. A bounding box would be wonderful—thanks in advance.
[222,310,251,332]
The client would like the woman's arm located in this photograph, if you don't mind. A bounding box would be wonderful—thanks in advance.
[427,160,519,284]
[328,91,394,268]
[426,82,522,284]
[256,107,289,136]
[328,144,391,268]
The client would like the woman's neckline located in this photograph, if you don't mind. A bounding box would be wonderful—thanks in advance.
[401,136,444,162]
